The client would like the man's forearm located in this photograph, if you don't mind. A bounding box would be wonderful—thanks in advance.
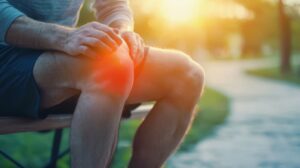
[6,16,71,51]
[93,0,134,32]
[7,16,123,58]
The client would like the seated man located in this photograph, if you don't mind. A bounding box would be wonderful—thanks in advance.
[0,0,205,167]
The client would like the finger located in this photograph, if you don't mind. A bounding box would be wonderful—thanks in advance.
[80,37,101,48]
[100,34,120,52]
[97,40,114,53]
[79,37,114,52]
[133,35,141,63]
[92,24,122,45]
[132,34,142,61]
[123,33,138,59]
[78,45,99,59]
[121,33,132,56]
[136,35,144,55]
[136,37,145,64]
[102,28,123,45]
[86,29,119,51]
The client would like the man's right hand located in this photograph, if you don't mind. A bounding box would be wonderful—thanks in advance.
[6,17,123,59]
[62,22,123,59]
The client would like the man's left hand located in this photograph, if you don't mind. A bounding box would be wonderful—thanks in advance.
[120,30,145,66]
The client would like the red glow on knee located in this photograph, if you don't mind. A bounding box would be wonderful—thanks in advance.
[102,65,131,95]
[92,54,132,95]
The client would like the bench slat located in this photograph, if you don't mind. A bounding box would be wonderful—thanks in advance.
[0,105,152,134]
[0,115,71,134]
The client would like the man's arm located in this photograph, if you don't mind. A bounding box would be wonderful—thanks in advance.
[92,0,134,31]
[6,17,123,58]
[0,0,122,58]
[0,0,71,50]
[6,16,70,52]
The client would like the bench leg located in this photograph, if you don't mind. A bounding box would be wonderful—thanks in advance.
[46,129,63,168]
[0,149,26,168]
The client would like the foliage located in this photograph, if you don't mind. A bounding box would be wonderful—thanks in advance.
[291,20,300,52]
[247,66,300,85]
[77,0,300,57]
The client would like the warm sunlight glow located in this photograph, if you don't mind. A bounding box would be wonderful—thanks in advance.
[160,0,200,25]
[91,52,131,96]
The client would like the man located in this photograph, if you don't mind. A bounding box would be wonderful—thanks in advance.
[0,0,204,167]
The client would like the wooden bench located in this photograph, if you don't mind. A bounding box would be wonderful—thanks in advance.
[0,105,152,168]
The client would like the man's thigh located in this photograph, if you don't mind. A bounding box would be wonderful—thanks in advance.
[33,51,87,109]
[126,47,194,104]
[34,43,132,109]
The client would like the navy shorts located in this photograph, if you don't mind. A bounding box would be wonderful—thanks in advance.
[0,46,43,118]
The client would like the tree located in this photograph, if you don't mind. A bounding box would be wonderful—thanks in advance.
[233,0,279,56]
[278,0,292,73]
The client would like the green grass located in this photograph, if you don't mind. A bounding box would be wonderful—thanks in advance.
[247,66,300,85]
[0,87,229,168]
[0,130,71,168]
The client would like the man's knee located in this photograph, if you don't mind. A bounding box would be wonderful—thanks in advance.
[165,50,205,99]
[183,57,205,97]
[163,51,205,128]
[81,44,134,98]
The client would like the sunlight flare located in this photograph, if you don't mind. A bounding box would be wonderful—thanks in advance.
[160,0,200,25]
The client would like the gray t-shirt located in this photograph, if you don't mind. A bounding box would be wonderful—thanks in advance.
[0,0,133,46]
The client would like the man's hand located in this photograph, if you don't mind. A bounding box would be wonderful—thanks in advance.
[120,30,145,66]
[63,22,123,59]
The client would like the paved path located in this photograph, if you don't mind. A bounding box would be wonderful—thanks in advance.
[169,59,300,168]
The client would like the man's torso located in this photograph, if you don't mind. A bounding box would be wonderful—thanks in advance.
[7,0,84,27]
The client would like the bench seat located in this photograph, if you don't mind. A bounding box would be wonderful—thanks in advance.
[0,105,152,134]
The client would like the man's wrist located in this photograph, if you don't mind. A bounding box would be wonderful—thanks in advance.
[51,25,72,52]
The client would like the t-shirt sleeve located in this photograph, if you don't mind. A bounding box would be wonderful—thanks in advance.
[0,0,25,45]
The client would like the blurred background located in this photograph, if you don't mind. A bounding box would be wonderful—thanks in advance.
[1,0,300,167]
